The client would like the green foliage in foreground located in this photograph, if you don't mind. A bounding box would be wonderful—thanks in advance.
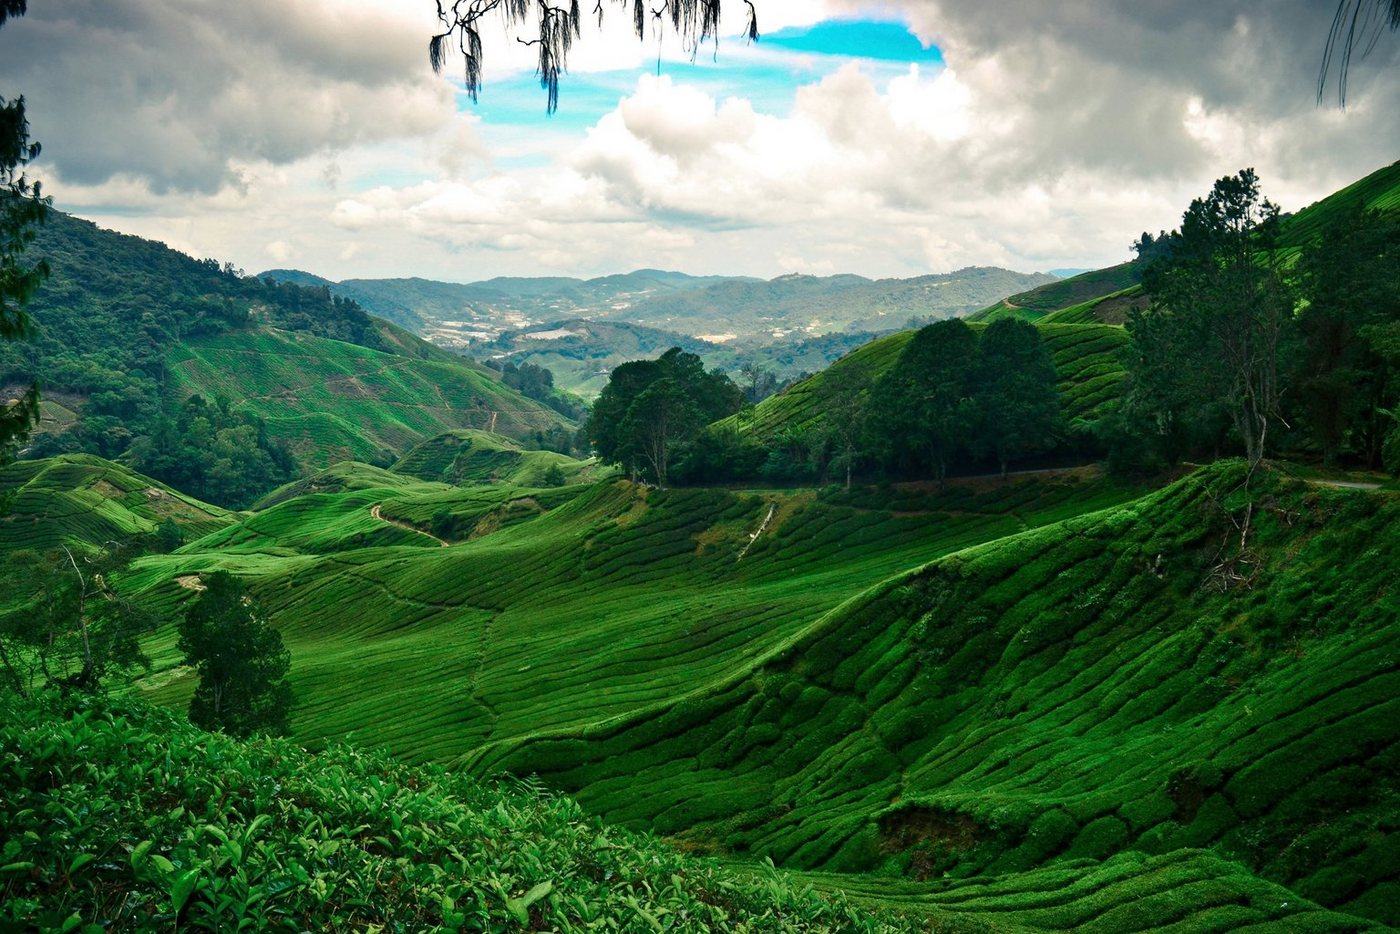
[0,693,910,933]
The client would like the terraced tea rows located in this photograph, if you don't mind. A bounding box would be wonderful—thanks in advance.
[0,454,232,553]
[970,263,1141,323]
[125,469,1143,770]
[166,331,571,469]
[791,850,1383,932]
[468,464,1399,926]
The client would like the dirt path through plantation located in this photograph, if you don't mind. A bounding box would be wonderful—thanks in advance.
[370,504,450,547]
[1307,480,1383,490]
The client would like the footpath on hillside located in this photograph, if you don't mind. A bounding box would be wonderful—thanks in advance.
[370,504,450,547]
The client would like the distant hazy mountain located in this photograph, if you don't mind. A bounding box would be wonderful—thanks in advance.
[258,266,1058,376]
[257,268,759,344]
[607,267,1058,339]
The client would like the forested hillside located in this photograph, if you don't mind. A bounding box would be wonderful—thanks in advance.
[0,212,572,506]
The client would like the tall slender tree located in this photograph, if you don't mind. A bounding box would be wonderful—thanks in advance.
[1134,169,1290,469]
[0,0,49,458]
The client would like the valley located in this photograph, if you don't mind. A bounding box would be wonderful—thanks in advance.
[1,58,1398,929]
[261,266,1060,398]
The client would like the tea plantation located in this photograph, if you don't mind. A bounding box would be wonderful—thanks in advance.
[4,458,1395,931]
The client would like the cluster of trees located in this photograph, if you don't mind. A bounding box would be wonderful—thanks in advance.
[868,318,1060,485]
[724,318,1061,488]
[27,394,297,509]
[130,395,298,508]
[484,357,588,420]
[1113,169,1400,474]
[589,320,1062,489]
[587,347,744,486]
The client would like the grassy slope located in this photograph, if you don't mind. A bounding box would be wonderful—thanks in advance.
[465,464,1400,927]
[251,461,435,510]
[969,264,1141,324]
[0,454,233,552]
[1277,159,1400,254]
[123,470,1143,772]
[728,322,1128,443]
[392,429,609,487]
[166,330,571,470]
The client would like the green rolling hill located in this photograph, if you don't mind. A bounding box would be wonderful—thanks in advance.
[726,321,1129,445]
[1277,159,1400,254]
[970,263,1143,324]
[76,457,1398,929]
[392,429,609,488]
[0,454,233,552]
[1,211,573,486]
[163,329,567,470]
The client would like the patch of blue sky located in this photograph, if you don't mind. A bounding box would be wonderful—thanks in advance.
[761,19,942,64]
[460,17,943,136]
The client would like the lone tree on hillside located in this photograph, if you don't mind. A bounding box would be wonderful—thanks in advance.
[1,0,49,458]
[431,0,759,113]
[820,362,872,490]
[1131,169,1290,470]
[178,572,294,738]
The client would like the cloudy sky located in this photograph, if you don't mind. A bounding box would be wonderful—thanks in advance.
[2,1,1397,281]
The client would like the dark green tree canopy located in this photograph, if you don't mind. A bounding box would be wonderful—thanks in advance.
[178,571,294,738]
[973,318,1061,478]
[588,346,742,485]
[867,319,979,487]
[1132,168,1288,469]
[1293,204,1400,465]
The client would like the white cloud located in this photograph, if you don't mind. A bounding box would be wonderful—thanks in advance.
[265,240,295,263]
[0,0,457,193]
[7,0,1397,282]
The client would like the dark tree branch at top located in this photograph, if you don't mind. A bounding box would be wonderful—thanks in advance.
[430,0,757,113]
[1319,0,1400,105]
